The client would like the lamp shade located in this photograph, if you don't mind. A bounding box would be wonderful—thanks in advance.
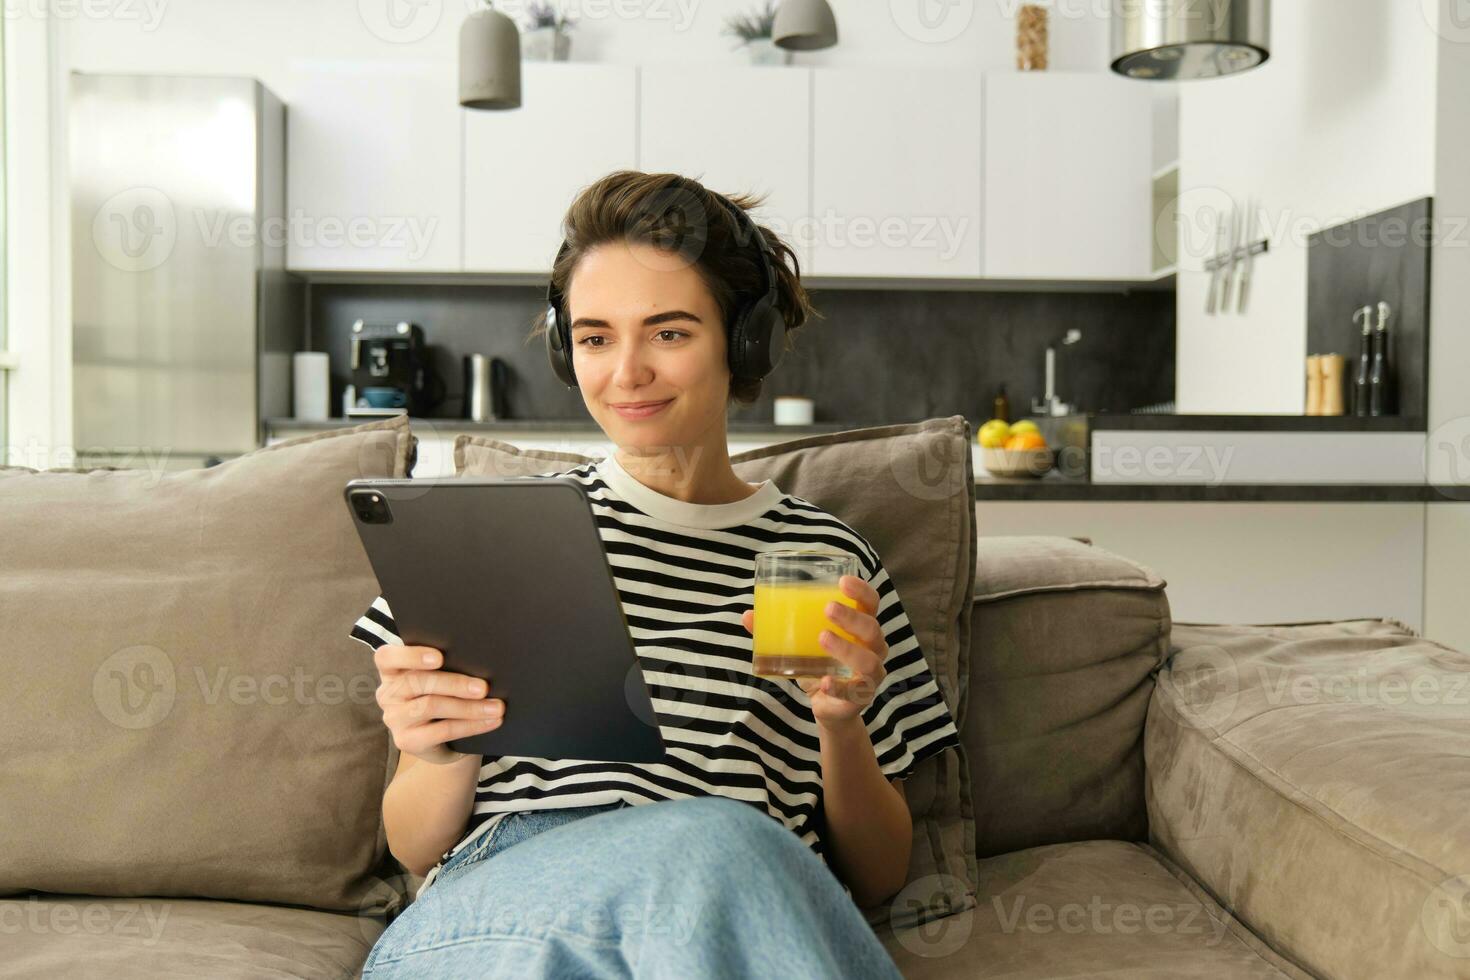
[460,7,521,110]
[772,0,838,51]
[1111,0,1270,80]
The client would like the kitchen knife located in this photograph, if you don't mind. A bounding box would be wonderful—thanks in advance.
[1219,202,1240,313]
[1236,198,1256,313]
[1205,206,1224,314]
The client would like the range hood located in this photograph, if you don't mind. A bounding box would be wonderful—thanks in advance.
[1112,0,1270,80]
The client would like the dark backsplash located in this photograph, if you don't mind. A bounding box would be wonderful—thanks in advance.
[307,283,1175,424]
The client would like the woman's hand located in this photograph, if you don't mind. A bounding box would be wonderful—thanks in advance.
[741,574,887,732]
[373,644,505,765]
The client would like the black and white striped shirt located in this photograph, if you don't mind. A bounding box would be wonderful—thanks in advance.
[351,451,962,896]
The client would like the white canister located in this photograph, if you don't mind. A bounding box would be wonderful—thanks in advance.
[773,396,815,426]
[292,351,330,421]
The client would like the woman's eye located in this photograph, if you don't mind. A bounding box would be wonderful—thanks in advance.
[578,336,605,348]
[657,330,688,342]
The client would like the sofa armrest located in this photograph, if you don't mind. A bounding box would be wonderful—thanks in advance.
[966,536,1171,857]
[1147,619,1470,980]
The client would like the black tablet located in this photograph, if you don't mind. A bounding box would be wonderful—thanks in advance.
[344,476,667,763]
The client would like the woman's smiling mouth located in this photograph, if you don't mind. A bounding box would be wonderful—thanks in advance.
[610,399,673,419]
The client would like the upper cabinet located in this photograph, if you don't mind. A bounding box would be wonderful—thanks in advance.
[287,62,462,272]
[810,68,984,278]
[284,64,1154,283]
[638,65,812,271]
[463,64,637,274]
[983,72,1153,280]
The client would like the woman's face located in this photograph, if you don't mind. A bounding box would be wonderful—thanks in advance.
[565,240,730,452]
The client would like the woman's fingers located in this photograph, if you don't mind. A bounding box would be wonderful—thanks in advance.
[818,627,884,681]
[394,715,503,757]
[385,693,504,726]
[375,643,446,673]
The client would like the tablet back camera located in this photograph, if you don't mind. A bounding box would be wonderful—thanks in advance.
[348,488,394,525]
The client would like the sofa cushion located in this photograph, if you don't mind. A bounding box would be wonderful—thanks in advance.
[0,893,386,979]
[967,536,1171,858]
[0,416,413,914]
[1148,619,1470,980]
[455,416,977,928]
[874,839,1307,979]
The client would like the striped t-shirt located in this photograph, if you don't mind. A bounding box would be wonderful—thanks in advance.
[350,450,962,897]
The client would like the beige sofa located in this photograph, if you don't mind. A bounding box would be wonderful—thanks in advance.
[3,415,1467,979]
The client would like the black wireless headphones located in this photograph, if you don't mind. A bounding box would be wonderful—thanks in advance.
[543,194,787,389]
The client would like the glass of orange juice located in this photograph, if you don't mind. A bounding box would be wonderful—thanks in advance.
[751,550,862,679]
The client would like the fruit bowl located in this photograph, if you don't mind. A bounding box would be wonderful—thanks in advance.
[980,446,1054,478]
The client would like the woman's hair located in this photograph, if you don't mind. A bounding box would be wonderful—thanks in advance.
[528,170,817,405]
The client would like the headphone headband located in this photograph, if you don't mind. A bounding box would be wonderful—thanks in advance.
[544,191,787,390]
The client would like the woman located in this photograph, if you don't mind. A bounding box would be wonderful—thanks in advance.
[350,171,962,978]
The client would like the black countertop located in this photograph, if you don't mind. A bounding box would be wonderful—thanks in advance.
[1087,412,1426,432]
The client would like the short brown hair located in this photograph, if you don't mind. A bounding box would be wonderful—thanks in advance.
[528,170,816,405]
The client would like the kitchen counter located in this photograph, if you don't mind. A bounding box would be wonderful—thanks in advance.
[1088,412,1426,433]
[971,468,1459,502]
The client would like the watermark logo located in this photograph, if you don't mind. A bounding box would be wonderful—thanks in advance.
[1423,0,1470,45]
[1425,415,1470,500]
[993,892,1230,945]
[93,187,176,273]
[4,0,169,31]
[1421,874,1470,959]
[0,897,172,945]
[891,0,975,44]
[93,645,176,730]
[359,0,442,43]
[887,429,970,502]
[889,874,975,957]
[1160,643,1240,732]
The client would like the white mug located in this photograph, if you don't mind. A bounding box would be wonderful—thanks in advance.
[773,396,814,426]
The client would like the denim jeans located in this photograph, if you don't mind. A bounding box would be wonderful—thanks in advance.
[360,796,903,980]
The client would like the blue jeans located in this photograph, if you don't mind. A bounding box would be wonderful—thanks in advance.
[360,796,903,980]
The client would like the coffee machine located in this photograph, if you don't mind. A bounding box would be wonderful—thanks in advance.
[345,320,442,417]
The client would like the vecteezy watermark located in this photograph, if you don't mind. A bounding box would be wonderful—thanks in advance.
[2,436,179,478]
[192,208,440,261]
[1421,0,1470,46]
[1425,415,1470,500]
[1157,644,1241,732]
[1422,874,1470,959]
[92,186,441,271]
[891,0,975,44]
[491,0,702,32]
[358,0,442,43]
[771,211,973,264]
[4,0,168,30]
[1160,187,1470,275]
[0,897,172,945]
[1252,663,1470,710]
[889,875,975,957]
[1090,443,1237,484]
[886,430,971,503]
[92,646,378,730]
[993,893,1230,945]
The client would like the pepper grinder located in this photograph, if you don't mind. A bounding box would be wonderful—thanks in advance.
[1369,301,1395,416]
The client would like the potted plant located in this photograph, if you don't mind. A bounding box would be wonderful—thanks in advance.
[724,1,790,66]
[520,0,574,62]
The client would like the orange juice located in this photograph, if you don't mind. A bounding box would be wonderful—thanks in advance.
[752,581,861,678]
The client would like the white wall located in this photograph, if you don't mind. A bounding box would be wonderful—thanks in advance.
[1174,0,1439,414]
[6,0,1117,455]
[60,0,1113,96]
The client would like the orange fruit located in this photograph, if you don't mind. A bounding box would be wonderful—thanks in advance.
[1004,432,1047,451]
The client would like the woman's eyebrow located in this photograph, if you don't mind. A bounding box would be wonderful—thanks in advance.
[571,310,703,331]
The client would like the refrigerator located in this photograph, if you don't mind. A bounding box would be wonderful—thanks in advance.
[70,73,300,468]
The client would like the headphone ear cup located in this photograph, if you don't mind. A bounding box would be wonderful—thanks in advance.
[545,304,577,388]
[732,295,785,381]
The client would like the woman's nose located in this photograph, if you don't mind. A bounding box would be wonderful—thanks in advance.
[612,344,653,386]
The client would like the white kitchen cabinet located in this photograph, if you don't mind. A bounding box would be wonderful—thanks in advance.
[638,65,812,270]
[810,68,984,278]
[287,61,461,272]
[983,71,1153,280]
[463,64,637,274]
